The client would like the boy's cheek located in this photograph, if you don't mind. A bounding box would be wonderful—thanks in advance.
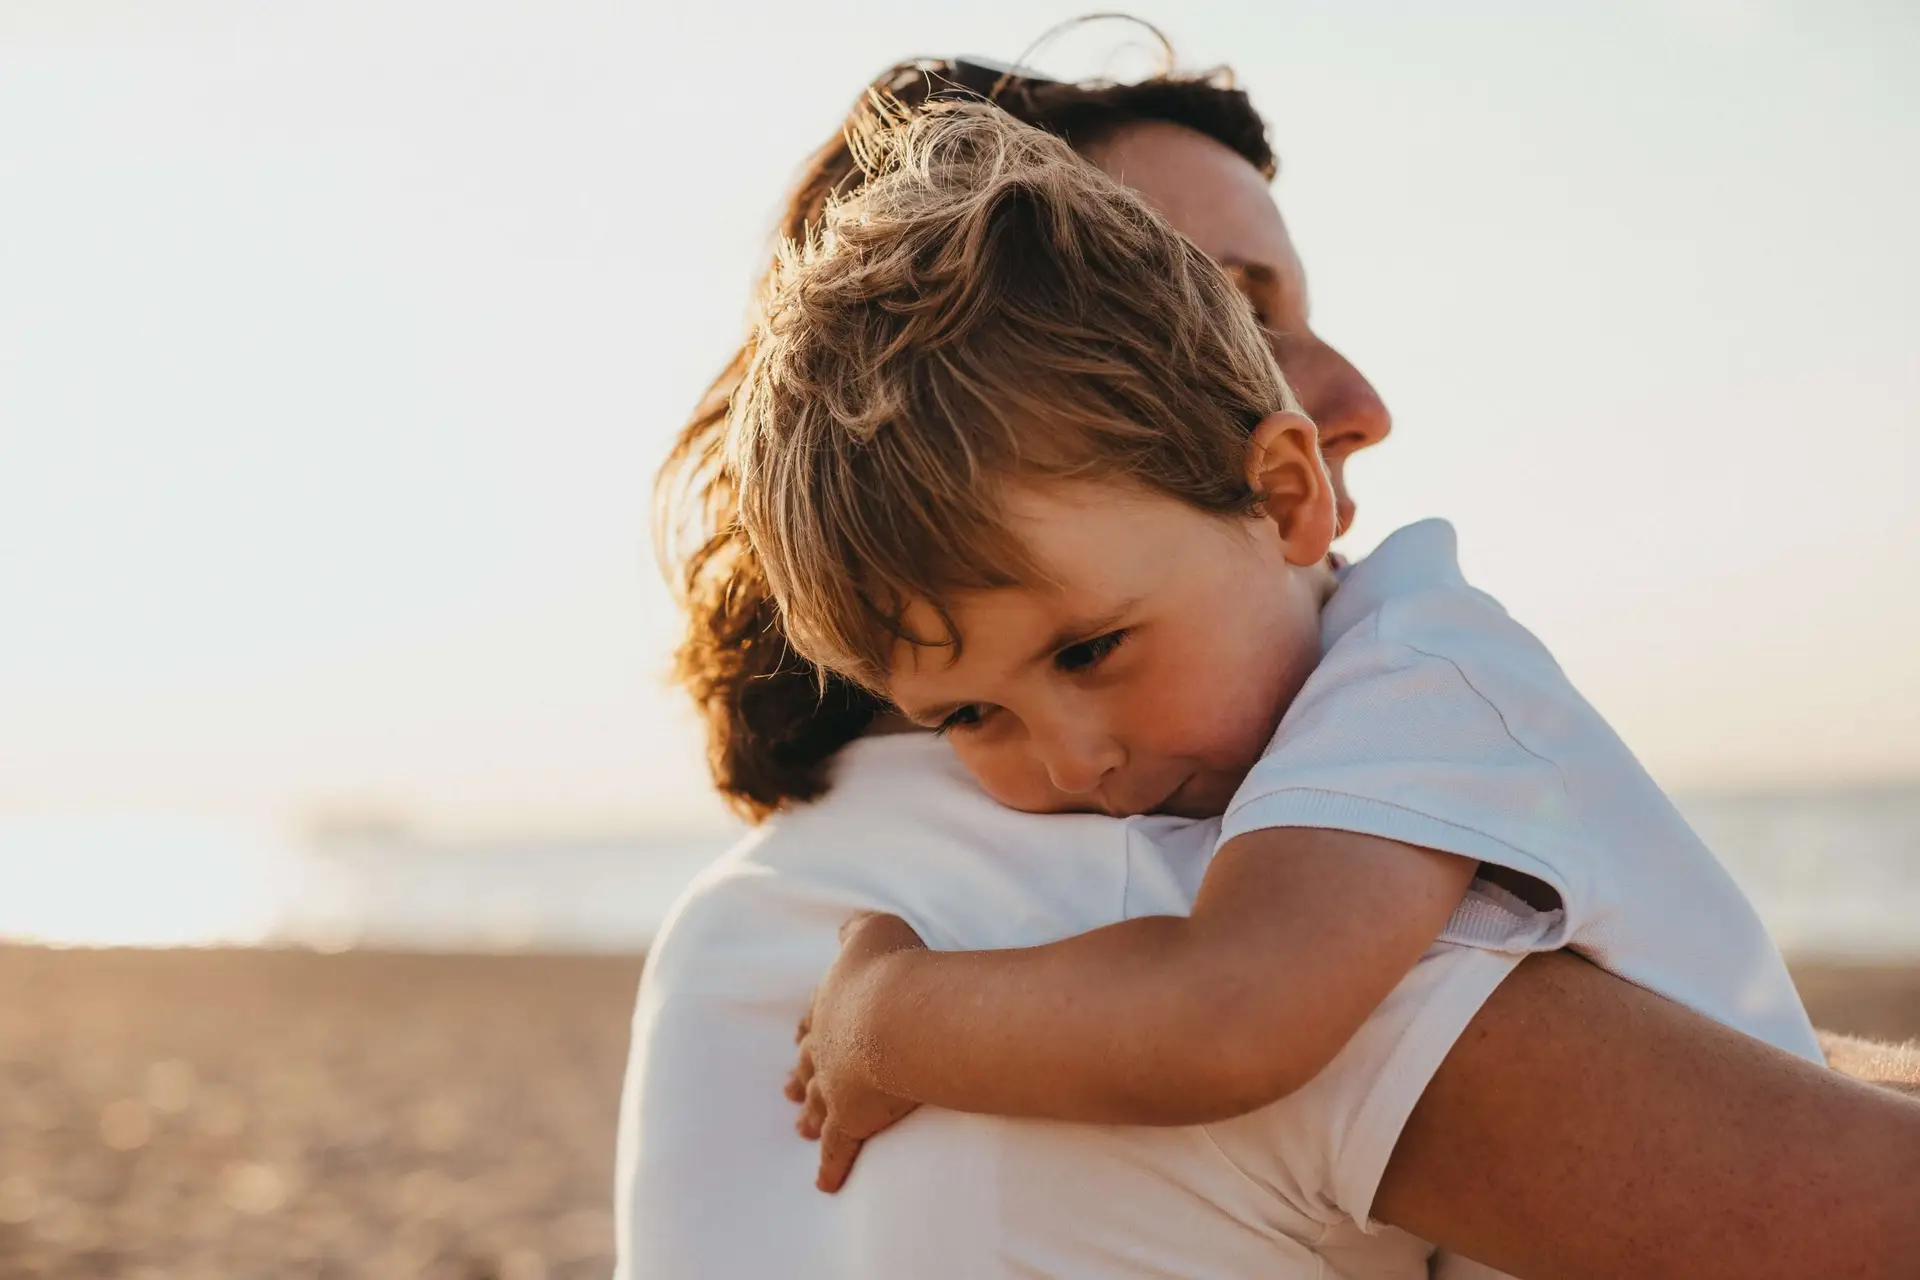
[953,741,1100,816]
[1122,673,1269,767]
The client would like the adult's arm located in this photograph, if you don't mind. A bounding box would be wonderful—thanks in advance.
[1375,950,1920,1280]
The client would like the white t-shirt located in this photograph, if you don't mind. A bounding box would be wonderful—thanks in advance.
[1222,518,1821,1062]
[616,733,1528,1279]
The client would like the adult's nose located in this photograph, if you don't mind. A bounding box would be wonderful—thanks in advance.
[1303,339,1391,453]
[1277,333,1392,535]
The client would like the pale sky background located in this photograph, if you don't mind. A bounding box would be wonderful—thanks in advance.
[2,0,1916,840]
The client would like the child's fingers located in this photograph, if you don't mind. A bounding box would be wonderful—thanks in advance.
[816,1124,863,1193]
[797,1080,827,1140]
[784,1041,816,1102]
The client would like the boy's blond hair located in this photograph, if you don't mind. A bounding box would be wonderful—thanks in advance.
[728,101,1297,691]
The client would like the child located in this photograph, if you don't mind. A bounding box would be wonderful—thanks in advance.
[726,102,1823,1192]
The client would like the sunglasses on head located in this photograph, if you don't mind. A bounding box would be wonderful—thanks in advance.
[877,57,1062,109]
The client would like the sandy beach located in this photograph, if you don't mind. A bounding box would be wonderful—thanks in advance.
[0,946,1914,1279]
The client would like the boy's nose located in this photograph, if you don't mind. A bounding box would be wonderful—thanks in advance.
[1036,728,1123,800]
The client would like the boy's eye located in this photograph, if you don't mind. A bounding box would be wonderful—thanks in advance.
[936,704,987,735]
[1054,629,1128,675]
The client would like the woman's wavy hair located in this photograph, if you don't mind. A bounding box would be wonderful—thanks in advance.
[656,47,1276,822]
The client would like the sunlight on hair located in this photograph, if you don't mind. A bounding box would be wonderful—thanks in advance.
[731,102,1291,689]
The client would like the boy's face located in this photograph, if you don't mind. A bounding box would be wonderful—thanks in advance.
[885,475,1331,819]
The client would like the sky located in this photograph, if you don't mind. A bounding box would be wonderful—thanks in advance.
[2,0,1916,840]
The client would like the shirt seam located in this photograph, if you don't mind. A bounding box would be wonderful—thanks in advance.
[1385,632,1571,800]
[1387,631,1590,906]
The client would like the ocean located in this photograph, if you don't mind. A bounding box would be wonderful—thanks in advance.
[2,785,1916,958]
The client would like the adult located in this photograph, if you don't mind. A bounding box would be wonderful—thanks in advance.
[619,57,1920,1279]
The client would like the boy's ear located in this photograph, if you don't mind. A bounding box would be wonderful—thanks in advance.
[1244,411,1337,567]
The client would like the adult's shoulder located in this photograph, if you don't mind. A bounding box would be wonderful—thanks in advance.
[639,736,956,998]
[648,731,1137,976]
[636,834,840,1005]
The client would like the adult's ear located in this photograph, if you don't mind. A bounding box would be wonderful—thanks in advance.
[1244,410,1337,567]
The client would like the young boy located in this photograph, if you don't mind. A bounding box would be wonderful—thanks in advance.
[727,103,1823,1192]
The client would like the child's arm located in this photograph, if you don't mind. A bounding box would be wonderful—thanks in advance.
[790,829,1476,1189]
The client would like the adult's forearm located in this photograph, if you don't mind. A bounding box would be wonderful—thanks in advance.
[1374,950,1920,1279]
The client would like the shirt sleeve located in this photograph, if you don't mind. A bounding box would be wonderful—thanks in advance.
[1219,605,1590,922]
[1200,926,1528,1233]
[1432,1253,1526,1280]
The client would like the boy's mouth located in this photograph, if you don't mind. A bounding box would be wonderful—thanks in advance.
[1146,773,1204,818]
[1150,770,1243,821]
[1089,777,1189,820]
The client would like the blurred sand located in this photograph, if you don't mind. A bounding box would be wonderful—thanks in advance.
[0,946,1914,1279]
[0,947,641,1280]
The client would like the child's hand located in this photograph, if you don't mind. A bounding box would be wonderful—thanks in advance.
[784,911,927,1192]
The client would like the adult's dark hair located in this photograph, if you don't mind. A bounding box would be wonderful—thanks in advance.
[656,55,1274,821]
